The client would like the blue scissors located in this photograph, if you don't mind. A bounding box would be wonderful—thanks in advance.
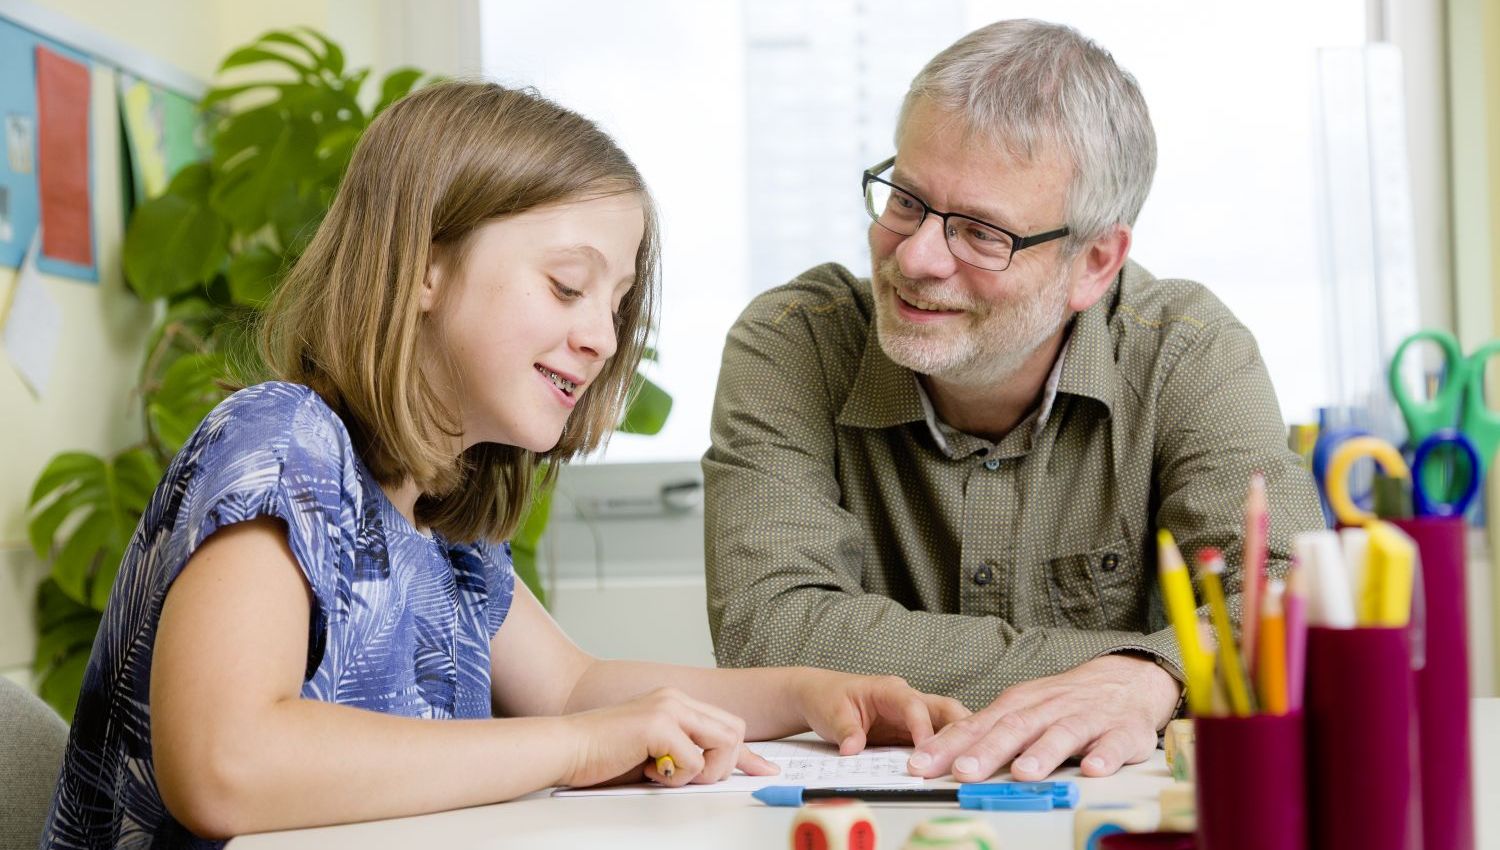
[1325,430,1482,523]
[1388,330,1500,501]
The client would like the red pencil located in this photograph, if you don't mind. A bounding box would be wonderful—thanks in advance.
[1284,558,1308,711]
[1241,472,1268,678]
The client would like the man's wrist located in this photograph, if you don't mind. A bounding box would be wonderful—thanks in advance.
[1107,649,1186,725]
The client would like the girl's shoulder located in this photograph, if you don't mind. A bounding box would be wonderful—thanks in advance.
[194,381,352,462]
[208,380,343,435]
[161,381,362,519]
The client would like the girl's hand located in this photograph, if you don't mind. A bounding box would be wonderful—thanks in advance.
[561,687,779,788]
[794,671,971,755]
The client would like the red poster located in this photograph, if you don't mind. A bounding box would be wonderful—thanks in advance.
[35,45,91,267]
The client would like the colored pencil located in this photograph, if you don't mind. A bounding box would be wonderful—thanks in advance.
[1257,579,1288,715]
[1284,559,1308,711]
[1242,473,1268,678]
[1197,548,1254,716]
[1158,530,1214,716]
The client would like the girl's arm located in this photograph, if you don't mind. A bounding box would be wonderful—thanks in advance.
[150,518,753,839]
[490,580,970,752]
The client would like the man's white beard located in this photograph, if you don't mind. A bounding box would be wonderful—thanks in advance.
[872,257,1070,386]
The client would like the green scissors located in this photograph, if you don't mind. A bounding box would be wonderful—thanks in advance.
[1388,329,1500,497]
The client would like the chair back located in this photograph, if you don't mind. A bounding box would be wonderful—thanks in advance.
[0,677,68,850]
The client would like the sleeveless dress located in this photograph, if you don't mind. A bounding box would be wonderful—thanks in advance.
[39,382,516,849]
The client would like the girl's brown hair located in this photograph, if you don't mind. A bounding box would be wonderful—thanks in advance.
[259,81,660,542]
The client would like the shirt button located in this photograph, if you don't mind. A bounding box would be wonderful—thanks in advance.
[984,458,1000,470]
[973,563,994,586]
[1101,553,1120,572]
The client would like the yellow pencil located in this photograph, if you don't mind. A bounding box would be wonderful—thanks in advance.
[1198,549,1255,716]
[1158,530,1213,716]
[655,754,675,778]
[1257,580,1288,715]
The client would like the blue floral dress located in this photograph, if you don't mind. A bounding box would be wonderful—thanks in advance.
[39,382,517,849]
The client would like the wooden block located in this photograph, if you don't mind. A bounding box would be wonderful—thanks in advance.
[791,799,877,850]
[1158,783,1196,833]
[1073,803,1158,850]
[901,815,1001,849]
[1161,718,1194,770]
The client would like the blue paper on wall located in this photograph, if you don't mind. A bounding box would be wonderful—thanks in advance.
[0,15,96,282]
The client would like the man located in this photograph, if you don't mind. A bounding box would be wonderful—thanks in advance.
[702,19,1324,783]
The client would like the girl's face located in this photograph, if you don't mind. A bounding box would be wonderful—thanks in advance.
[421,193,644,454]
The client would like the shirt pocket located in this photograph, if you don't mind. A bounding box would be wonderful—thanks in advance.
[1045,539,1142,631]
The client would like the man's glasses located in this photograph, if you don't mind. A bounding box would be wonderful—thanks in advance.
[862,156,1070,272]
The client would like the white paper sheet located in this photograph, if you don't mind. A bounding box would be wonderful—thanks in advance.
[3,232,62,397]
[552,740,923,797]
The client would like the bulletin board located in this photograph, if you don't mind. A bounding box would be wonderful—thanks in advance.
[0,0,208,283]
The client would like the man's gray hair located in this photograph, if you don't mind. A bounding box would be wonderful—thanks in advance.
[897,19,1156,249]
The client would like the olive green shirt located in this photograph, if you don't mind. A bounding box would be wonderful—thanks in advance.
[703,260,1325,709]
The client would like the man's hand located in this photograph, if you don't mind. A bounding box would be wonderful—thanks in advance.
[905,654,1180,782]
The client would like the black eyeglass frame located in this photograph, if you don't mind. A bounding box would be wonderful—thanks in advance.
[861,156,1070,272]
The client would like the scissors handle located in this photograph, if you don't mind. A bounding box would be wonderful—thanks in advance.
[1460,339,1500,475]
[1412,429,1482,518]
[1326,437,1411,526]
[1389,330,1466,444]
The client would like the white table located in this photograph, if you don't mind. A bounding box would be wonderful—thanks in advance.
[232,699,1499,850]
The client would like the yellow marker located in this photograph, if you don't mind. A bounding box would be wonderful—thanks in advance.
[1361,521,1416,627]
[1257,580,1288,715]
[1157,530,1213,716]
[655,754,675,779]
[1198,549,1254,716]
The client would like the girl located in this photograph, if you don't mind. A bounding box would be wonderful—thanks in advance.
[40,82,966,849]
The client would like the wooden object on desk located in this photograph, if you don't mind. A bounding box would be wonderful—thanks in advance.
[1073,803,1158,850]
[899,815,1000,849]
[1162,719,1193,782]
[791,799,876,850]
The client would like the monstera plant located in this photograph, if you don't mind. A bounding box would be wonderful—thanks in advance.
[25,29,670,718]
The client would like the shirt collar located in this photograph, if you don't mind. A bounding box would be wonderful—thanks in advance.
[1055,261,1133,416]
[837,261,1131,432]
[836,327,928,429]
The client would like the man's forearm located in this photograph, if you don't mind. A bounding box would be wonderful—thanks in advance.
[713,583,1180,710]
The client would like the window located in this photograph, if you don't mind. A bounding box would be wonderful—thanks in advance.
[481,0,1391,462]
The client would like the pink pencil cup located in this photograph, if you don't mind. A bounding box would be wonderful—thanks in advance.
[1193,712,1306,850]
[1305,626,1422,850]
[1393,515,1475,850]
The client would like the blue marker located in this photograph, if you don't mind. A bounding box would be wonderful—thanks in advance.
[751,781,1079,812]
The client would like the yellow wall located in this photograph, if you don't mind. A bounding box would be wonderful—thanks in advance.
[0,0,473,678]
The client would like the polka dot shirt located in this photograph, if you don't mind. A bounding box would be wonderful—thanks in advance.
[702,259,1325,710]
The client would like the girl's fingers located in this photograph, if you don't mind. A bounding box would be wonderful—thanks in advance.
[736,745,780,776]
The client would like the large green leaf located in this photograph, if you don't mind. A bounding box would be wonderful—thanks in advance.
[210,117,317,233]
[32,577,101,719]
[199,81,298,111]
[298,27,347,78]
[122,188,229,300]
[509,477,553,606]
[268,186,326,254]
[140,297,223,385]
[256,30,322,67]
[210,103,285,172]
[227,245,283,307]
[147,353,229,456]
[618,373,673,435]
[28,449,160,610]
[375,68,425,115]
[218,45,315,79]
